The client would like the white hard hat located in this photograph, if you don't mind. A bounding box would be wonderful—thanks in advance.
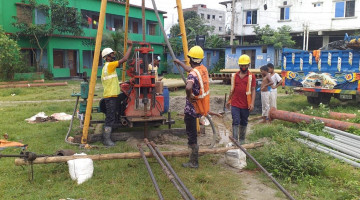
[102,48,114,58]
[157,56,161,61]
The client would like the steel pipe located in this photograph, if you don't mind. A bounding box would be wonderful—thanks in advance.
[149,141,196,200]
[229,137,296,200]
[138,144,164,200]
[324,126,360,141]
[300,139,360,162]
[269,108,360,131]
[299,131,360,159]
[334,138,360,149]
[144,139,190,200]
[297,139,360,168]
[318,136,360,154]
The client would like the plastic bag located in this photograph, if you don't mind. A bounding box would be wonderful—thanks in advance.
[67,153,94,185]
[225,149,247,169]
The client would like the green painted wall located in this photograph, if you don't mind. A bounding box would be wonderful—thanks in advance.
[0,0,166,78]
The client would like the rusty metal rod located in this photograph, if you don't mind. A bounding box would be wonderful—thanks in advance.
[229,136,296,200]
[144,139,190,200]
[150,141,196,200]
[269,108,360,131]
[137,144,164,200]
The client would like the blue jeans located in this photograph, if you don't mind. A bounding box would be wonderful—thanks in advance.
[231,106,250,126]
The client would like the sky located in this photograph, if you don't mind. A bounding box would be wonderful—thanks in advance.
[129,0,227,33]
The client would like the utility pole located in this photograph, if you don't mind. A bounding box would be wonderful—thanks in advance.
[230,0,236,46]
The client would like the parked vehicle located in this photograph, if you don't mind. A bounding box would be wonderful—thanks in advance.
[282,36,360,104]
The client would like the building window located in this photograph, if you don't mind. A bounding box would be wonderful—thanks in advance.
[16,4,32,24]
[83,50,102,69]
[82,10,100,30]
[219,27,222,31]
[313,2,323,7]
[335,1,355,18]
[262,46,267,53]
[207,14,210,19]
[213,51,216,56]
[206,52,211,67]
[148,23,157,35]
[231,47,236,54]
[246,10,257,24]
[212,15,215,20]
[219,15,223,20]
[35,8,46,25]
[113,18,123,30]
[280,7,290,20]
[201,13,204,19]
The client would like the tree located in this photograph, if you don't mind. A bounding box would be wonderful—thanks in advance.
[12,0,86,72]
[183,11,198,21]
[253,25,295,49]
[253,25,295,66]
[169,14,214,54]
[102,30,125,60]
[0,27,22,80]
[205,35,228,48]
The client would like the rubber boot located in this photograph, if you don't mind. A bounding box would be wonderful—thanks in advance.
[103,126,115,146]
[182,144,199,168]
[239,125,247,145]
[232,125,240,142]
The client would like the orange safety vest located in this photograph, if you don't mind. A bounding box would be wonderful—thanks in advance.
[191,65,210,116]
[230,71,253,108]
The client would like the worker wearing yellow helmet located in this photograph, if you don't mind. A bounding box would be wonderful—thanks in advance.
[173,46,210,168]
[100,41,133,146]
[226,54,256,144]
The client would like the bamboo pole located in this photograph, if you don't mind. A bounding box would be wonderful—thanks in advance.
[176,0,190,67]
[122,0,130,82]
[15,142,263,166]
[81,0,107,144]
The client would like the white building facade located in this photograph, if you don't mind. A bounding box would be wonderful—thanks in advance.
[183,4,226,35]
[221,0,360,50]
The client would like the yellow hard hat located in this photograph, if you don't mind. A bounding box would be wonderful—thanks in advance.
[187,46,204,59]
[238,54,251,65]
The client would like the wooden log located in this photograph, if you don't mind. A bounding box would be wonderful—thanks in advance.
[15,142,264,166]
[73,128,187,143]
[0,82,67,89]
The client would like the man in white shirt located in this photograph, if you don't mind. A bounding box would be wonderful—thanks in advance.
[267,63,282,109]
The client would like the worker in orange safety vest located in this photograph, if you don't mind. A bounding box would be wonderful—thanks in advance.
[173,45,210,168]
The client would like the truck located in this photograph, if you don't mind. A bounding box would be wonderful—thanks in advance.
[282,35,360,105]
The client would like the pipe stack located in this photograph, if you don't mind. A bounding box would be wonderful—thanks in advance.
[298,127,360,168]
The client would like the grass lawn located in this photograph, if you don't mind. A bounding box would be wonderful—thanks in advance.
[1,79,360,199]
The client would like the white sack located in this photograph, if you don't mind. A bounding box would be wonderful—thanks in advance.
[67,153,94,185]
[225,149,247,169]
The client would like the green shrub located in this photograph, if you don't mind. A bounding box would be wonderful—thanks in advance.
[0,26,22,80]
[259,142,325,182]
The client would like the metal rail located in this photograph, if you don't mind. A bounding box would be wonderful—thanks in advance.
[229,136,296,200]
[150,141,196,200]
[137,144,164,200]
[144,139,190,200]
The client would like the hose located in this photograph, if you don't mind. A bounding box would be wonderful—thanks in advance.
[65,96,81,145]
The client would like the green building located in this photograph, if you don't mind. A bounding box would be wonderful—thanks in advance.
[0,0,166,78]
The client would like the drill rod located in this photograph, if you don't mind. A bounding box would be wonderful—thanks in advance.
[229,136,296,200]
[137,144,164,200]
[150,141,196,200]
[144,139,190,200]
